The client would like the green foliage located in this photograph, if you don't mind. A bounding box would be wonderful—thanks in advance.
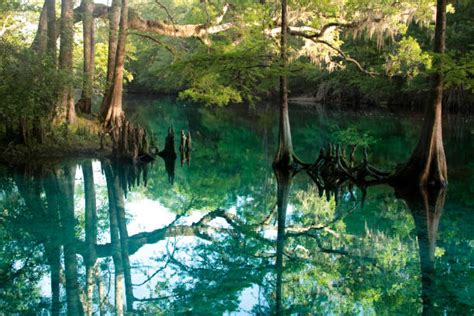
[178,73,243,106]
[75,40,136,96]
[0,41,64,126]
[331,126,378,146]
[443,50,474,92]
[385,36,432,78]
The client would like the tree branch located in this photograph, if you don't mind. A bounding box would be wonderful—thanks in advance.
[314,39,378,77]
[72,2,234,39]
[128,32,177,54]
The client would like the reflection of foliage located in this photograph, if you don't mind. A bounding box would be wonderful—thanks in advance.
[0,182,46,313]
[1,100,473,314]
[331,126,378,147]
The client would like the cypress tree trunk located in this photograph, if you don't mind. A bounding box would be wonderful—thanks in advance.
[78,0,94,114]
[392,0,447,187]
[56,0,77,124]
[99,0,121,118]
[106,0,122,87]
[46,0,56,59]
[102,0,128,127]
[32,2,48,54]
[273,0,294,169]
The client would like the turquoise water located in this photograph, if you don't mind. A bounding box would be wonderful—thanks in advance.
[0,97,473,315]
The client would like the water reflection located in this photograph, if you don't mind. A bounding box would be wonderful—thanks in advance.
[1,159,468,315]
[395,186,445,316]
[1,101,473,315]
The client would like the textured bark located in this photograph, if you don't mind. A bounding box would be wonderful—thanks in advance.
[57,0,77,124]
[128,13,233,38]
[391,0,447,187]
[46,0,57,59]
[273,0,294,169]
[101,0,127,127]
[274,168,292,315]
[99,0,121,118]
[83,161,98,316]
[71,3,232,39]
[77,0,94,114]
[33,2,48,54]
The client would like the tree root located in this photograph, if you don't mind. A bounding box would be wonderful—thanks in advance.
[301,144,390,201]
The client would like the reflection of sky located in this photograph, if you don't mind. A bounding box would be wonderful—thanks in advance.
[40,160,263,313]
[126,191,263,312]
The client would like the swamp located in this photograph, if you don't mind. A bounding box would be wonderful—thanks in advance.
[0,0,473,315]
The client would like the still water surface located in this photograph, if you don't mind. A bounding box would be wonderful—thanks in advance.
[0,98,473,315]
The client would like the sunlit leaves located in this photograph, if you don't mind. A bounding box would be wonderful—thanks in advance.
[385,36,432,78]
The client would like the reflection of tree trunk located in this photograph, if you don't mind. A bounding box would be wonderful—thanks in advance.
[159,128,177,184]
[395,186,445,315]
[48,248,61,316]
[83,161,98,316]
[19,170,62,316]
[56,166,83,315]
[110,166,134,311]
[97,269,107,316]
[274,168,292,315]
[392,0,447,187]
[103,161,125,315]
[274,0,294,169]
[44,173,62,316]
